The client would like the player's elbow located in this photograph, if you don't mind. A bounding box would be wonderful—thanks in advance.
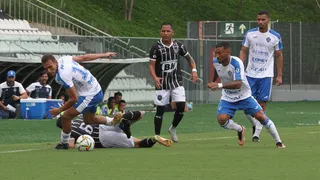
[69,96,78,104]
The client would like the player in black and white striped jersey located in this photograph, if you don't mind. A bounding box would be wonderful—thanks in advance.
[56,111,172,148]
[149,22,198,142]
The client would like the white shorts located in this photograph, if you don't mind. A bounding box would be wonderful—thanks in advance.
[98,125,135,148]
[154,86,186,106]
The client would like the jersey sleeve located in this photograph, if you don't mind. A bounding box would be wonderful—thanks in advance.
[149,45,158,61]
[179,42,189,56]
[57,62,73,89]
[231,59,244,81]
[242,32,250,47]
[275,35,283,51]
[26,83,35,93]
[17,82,26,94]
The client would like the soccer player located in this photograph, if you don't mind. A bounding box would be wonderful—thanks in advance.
[41,52,120,149]
[208,42,285,148]
[239,10,283,142]
[26,70,52,99]
[149,22,198,142]
[56,111,172,148]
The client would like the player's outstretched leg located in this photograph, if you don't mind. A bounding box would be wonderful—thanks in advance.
[218,114,246,146]
[254,111,286,148]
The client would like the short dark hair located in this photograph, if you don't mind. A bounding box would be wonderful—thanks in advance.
[216,41,230,49]
[41,54,56,63]
[114,91,122,97]
[161,22,173,29]
[258,10,270,17]
[39,70,48,76]
[107,96,115,104]
[118,99,126,105]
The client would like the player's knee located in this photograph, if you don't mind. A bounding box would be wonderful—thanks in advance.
[175,102,185,113]
[217,114,229,125]
[156,106,165,116]
[258,101,267,111]
[253,110,267,122]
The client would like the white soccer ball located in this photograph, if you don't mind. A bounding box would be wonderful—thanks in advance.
[75,135,95,151]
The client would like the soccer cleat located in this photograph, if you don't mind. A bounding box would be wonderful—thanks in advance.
[154,135,173,147]
[111,112,123,125]
[237,126,246,146]
[119,119,132,139]
[252,136,260,142]
[276,142,286,148]
[168,126,178,143]
[54,142,69,150]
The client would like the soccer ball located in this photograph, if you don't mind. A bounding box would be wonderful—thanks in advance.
[75,135,95,151]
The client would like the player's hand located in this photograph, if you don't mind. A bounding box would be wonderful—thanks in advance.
[153,77,162,89]
[50,107,61,117]
[105,52,117,60]
[12,95,21,101]
[191,71,198,84]
[276,75,282,86]
[207,82,218,91]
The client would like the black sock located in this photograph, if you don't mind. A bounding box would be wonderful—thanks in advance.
[172,102,185,127]
[139,138,156,148]
[154,106,165,135]
[172,111,184,127]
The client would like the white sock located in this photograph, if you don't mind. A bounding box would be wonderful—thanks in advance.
[105,116,114,125]
[262,118,282,143]
[253,122,263,137]
[246,114,258,126]
[61,131,70,144]
[221,119,242,132]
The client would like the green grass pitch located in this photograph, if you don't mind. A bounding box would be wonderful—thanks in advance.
[0,101,319,180]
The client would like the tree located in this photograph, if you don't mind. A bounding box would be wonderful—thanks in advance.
[124,0,135,21]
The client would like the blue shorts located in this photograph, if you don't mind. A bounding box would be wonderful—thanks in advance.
[74,90,103,113]
[246,76,272,101]
[217,96,263,118]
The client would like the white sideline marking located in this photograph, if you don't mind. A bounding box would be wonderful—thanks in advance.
[0,148,44,154]
[194,136,235,141]
[286,112,320,115]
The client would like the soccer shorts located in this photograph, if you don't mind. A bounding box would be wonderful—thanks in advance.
[246,76,272,101]
[154,86,186,106]
[99,125,135,148]
[217,96,263,118]
[74,90,103,113]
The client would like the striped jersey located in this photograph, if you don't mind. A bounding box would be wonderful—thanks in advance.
[149,39,189,90]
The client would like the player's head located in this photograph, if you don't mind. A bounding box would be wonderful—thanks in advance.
[160,22,174,42]
[6,70,16,86]
[257,10,270,31]
[118,99,126,112]
[114,91,122,103]
[107,96,116,108]
[215,41,231,64]
[39,70,49,85]
[41,54,58,77]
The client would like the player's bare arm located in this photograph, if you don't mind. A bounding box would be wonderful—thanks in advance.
[0,101,8,110]
[207,80,242,91]
[275,50,283,86]
[149,60,162,89]
[239,46,248,62]
[50,86,78,117]
[12,91,28,101]
[72,52,117,62]
[185,54,198,83]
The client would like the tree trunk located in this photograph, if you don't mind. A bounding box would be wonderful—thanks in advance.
[124,0,128,20]
[128,0,134,21]
[235,0,243,20]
